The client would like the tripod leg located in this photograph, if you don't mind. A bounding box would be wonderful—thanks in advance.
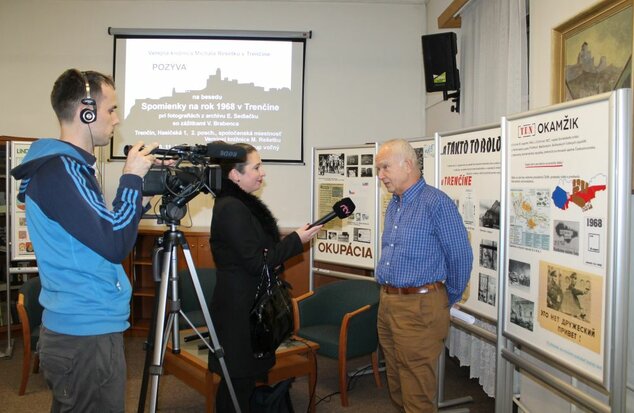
[147,244,176,413]
[142,228,241,413]
[169,251,181,353]
[180,242,242,413]
[137,242,165,413]
[137,277,161,412]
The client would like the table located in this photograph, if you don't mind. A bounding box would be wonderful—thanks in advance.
[163,330,319,413]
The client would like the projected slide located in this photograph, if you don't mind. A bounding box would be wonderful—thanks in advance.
[112,37,306,162]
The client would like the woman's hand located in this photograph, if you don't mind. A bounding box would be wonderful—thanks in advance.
[295,223,323,244]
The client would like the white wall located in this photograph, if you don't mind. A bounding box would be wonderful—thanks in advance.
[425,0,607,132]
[529,0,600,110]
[0,0,427,228]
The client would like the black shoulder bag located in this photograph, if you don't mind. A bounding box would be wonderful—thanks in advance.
[250,249,294,358]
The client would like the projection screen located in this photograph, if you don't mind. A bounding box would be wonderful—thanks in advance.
[109,28,309,163]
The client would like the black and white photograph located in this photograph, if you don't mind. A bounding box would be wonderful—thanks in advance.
[354,227,372,243]
[479,199,500,230]
[360,167,373,177]
[461,190,476,226]
[508,259,531,290]
[547,266,592,321]
[510,294,534,331]
[553,219,580,256]
[318,153,345,176]
[338,232,350,243]
[360,154,374,165]
[346,167,358,177]
[479,239,498,271]
[317,230,327,240]
[347,154,358,165]
[477,273,496,306]
[328,231,337,240]
[414,147,426,176]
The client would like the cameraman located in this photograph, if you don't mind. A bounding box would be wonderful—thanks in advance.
[11,69,158,412]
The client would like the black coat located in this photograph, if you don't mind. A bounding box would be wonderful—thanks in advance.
[208,179,303,378]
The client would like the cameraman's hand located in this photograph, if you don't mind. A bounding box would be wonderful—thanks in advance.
[123,141,157,178]
[295,223,323,244]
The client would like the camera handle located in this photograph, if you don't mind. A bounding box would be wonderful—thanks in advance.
[137,225,241,413]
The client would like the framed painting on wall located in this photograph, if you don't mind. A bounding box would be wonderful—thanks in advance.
[552,0,632,103]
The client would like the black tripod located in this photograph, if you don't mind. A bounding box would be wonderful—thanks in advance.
[136,222,240,413]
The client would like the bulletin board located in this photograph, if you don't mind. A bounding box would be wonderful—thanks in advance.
[312,144,378,270]
[437,125,501,321]
[9,141,35,261]
[501,90,630,388]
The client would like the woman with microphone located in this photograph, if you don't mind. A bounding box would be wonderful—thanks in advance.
[208,143,321,412]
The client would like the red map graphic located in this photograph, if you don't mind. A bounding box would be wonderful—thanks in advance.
[552,178,606,211]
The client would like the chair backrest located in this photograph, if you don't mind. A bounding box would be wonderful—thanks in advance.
[177,268,216,313]
[301,279,380,325]
[18,276,43,334]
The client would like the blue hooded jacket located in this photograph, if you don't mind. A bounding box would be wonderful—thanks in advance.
[11,139,145,335]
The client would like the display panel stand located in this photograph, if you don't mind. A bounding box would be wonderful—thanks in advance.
[0,139,37,359]
[496,89,631,412]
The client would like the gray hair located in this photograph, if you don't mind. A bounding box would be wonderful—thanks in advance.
[380,138,420,172]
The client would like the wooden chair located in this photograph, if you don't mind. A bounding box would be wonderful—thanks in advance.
[293,279,382,406]
[16,276,43,395]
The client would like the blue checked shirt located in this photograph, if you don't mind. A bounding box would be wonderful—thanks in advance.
[376,178,473,305]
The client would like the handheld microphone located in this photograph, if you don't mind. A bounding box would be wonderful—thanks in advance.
[308,197,356,229]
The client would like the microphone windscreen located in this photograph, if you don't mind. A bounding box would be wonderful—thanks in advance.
[333,197,356,218]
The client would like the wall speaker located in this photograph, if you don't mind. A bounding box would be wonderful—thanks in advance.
[421,32,460,93]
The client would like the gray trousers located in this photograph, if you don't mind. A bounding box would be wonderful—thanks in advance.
[38,326,126,413]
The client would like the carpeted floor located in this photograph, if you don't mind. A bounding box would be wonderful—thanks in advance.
[0,334,494,412]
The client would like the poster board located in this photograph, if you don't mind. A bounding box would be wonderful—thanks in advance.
[502,91,627,387]
[9,141,35,260]
[312,144,378,270]
[438,125,501,321]
[378,138,436,246]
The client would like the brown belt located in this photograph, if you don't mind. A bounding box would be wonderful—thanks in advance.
[382,281,445,295]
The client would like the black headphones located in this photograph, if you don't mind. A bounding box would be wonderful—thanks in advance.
[79,71,97,124]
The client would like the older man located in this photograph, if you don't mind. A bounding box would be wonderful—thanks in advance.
[375,139,472,413]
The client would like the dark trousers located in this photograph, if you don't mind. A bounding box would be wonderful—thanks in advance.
[216,376,256,413]
[38,327,126,413]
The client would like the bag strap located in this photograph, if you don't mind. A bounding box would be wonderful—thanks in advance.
[255,249,274,298]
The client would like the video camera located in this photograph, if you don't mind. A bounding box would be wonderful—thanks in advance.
[124,143,246,223]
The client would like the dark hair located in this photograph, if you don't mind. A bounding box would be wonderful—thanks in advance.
[50,69,115,123]
[216,142,258,178]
